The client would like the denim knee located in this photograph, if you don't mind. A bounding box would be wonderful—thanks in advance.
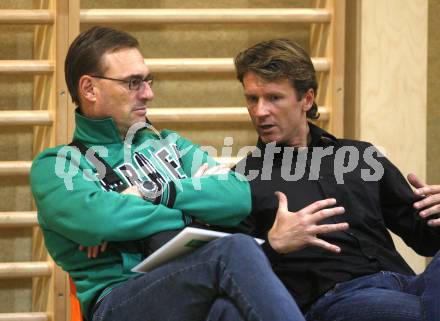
[430,250,440,263]
[219,233,260,251]
[422,249,440,277]
[209,233,264,260]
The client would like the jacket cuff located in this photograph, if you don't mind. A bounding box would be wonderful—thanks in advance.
[155,180,176,208]
[164,181,176,208]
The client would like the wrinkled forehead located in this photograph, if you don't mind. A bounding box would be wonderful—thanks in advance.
[99,47,149,77]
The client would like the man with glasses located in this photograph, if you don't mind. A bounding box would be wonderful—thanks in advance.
[30,27,314,321]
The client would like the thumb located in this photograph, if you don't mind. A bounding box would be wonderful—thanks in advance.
[275,191,288,212]
[193,163,208,178]
[407,173,426,189]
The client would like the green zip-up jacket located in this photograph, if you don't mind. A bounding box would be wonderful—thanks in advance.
[30,111,251,317]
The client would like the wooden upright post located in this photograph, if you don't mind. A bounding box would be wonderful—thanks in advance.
[32,0,80,320]
[310,0,345,136]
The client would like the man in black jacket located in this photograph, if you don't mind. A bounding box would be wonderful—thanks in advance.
[233,39,440,321]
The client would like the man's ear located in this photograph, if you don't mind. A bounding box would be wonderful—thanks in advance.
[301,88,315,112]
[78,75,96,103]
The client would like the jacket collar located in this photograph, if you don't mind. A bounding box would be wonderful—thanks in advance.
[72,109,123,144]
[256,122,338,152]
[308,122,337,146]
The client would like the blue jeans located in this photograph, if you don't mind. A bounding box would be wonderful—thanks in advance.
[305,251,440,321]
[206,297,245,321]
[92,234,305,321]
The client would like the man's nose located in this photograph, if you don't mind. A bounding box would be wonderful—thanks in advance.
[253,99,270,117]
[137,81,154,100]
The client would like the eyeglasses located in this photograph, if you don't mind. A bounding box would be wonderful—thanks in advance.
[90,74,154,91]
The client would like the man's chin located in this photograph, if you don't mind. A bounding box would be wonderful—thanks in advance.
[259,134,279,144]
[133,115,147,123]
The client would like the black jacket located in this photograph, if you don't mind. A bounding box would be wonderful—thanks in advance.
[234,123,440,311]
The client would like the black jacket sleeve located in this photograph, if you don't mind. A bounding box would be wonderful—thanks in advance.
[380,156,440,256]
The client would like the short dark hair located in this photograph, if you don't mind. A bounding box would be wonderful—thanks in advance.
[65,26,139,106]
[234,39,319,119]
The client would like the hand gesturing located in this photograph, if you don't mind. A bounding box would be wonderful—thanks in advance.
[268,192,349,254]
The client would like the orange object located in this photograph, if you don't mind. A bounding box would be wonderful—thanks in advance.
[69,277,84,321]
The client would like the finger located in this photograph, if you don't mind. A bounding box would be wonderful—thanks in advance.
[427,217,440,227]
[300,198,337,215]
[121,186,140,196]
[88,246,99,258]
[275,191,288,212]
[206,165,229,173]
[309,238,341,253]
[414,185,440,198]
[213,166,231,173]
[415,194,440,212]
[193,163,209,178]
[210,168,231,175]
[79,245,85,251]
[100,241,108,252]
[408,173,426,190]
[209,165,228,170]
[419,204,440,218]
[310,222,349,235]
[204,166,229,175]
[121,186,133,194]
[92,246,99,258]
[309,206,345,224]
[407,173,436,197]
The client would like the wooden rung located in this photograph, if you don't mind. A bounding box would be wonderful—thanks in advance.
[146,58,234,73]
[0,111,53,126]
[318,107,330,121]
[0,313,48,321]
[0,10,54,24]
[0,212,38,228]
[0,262,52,279]
[0,161,31,176]
[148,107,250,122]
[148,106,329,122]
[146,57,330,73]
[0,60,54,74]
[0,58,327,74]
[81,8,331,24]
[311,58,330,73]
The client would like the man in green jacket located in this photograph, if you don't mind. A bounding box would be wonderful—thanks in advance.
[30,27,324,321]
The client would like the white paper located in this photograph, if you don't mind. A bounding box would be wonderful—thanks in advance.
[132,227,264,273]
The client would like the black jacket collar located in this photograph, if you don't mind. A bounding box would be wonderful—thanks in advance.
[255,122,337,154]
